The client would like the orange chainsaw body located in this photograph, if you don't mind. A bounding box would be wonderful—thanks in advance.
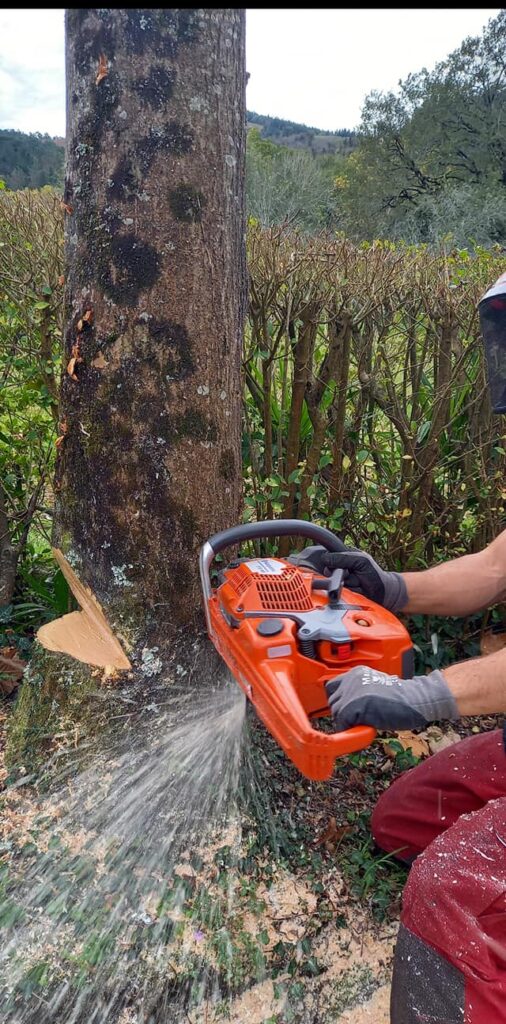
[207,555,413,781]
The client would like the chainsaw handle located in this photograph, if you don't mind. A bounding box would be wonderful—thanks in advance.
[206,519,346,557]
[200,519,346,615]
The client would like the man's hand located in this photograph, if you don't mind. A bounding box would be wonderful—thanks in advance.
[320,550,408,612]
[325,666,459,732]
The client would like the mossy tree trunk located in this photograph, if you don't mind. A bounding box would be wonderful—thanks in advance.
[7,9,246,769]
[58,8,245,638]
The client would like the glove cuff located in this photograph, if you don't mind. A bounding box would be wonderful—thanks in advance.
[415,669,460,722]
[384,572,409,613]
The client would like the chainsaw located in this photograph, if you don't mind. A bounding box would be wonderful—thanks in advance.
[200,520,414,781]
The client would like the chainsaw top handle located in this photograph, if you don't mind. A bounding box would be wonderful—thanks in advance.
[200,519,346,601]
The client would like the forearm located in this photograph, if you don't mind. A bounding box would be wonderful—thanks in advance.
[400,530,506,616]
[444,647,506,715]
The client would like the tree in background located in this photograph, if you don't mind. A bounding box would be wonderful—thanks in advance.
[341,9,506,245]
[246,126,348,231]
[0,131,65,190]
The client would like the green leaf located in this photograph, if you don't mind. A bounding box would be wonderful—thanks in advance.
[416,420,431,444]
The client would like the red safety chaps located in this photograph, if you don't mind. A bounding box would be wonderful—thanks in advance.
[372,730,506,1023]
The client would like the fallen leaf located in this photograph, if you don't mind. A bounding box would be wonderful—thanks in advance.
[382,730,430,759]
[96,54,108,85]
[279,921,305,942]
[346,767,367,792]
[1,646,18,660]
[60,200,74,215]
[67,342,83,379]
[0,652,26,695]
[92,351,108,369]
[315,816,352,853]
[67,356,77,378]
[57,275,65,286]
[55,417,68,448]
[420,725,462,755]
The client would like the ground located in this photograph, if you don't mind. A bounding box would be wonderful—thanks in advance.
[0,651,502,1024]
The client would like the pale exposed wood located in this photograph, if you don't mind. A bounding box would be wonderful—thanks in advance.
[37,548,131,670]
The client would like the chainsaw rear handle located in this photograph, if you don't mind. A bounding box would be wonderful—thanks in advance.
[200,519,346,602]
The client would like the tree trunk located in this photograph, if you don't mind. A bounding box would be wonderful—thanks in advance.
[53,8,245,643]
[8,8,246,769]
[0,484,17,608]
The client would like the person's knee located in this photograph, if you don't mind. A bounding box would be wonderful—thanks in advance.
[371,780,416,861]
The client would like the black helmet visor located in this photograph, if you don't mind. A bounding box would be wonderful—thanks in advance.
[478,274,506,414]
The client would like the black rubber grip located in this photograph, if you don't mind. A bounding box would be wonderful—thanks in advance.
[207,519,347,556]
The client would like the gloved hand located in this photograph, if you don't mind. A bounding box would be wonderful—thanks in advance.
[325,666,459,732]
[320,549,408,612]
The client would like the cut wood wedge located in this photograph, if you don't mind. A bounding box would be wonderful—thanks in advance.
[37,548,131,670]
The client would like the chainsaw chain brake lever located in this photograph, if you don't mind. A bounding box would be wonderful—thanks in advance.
[311,568,345,608]
[328,568,344,608]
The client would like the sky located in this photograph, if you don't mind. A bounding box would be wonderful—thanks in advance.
[0,8,501,137]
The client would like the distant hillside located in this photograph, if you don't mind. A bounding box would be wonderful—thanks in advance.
[246,111,357,156]
[0,130,64,190]
[0,114,357,192]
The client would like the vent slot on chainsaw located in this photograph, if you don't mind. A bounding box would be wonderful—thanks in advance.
[228,563,313,611]
[255,570,313,612]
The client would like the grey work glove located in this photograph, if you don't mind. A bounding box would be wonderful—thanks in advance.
[320,550,408,613]
[325,666,459,732]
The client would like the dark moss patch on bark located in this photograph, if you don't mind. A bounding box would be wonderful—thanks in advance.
[103,233,161,306]
[136,66,175,109]
[143,317,195,380]
[107,156,137,202]
[157,409,217,445]
[169,185,206,222]
[176,8,200,44]
[170,502,197,550]
[69,11,117,77]
[138,123,195,174]
[219,448,236,482]
[74,77,118,151]
[124,9,199,57]
[107,123,194,201]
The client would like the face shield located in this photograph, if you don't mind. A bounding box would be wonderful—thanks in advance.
[478,272,506,414]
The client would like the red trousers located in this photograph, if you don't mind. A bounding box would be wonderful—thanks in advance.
[372,730,506,1023]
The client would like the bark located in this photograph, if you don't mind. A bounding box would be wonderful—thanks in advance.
[52,9,246,644]
[298,318,351,522]
[0,487,17,609]
[281,308,318,522]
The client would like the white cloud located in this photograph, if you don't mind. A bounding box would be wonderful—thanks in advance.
[0,8,65,135]
[245,8,502,131]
